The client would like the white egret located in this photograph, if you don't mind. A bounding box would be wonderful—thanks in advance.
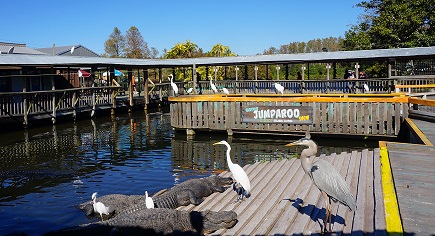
[363,83,370,93]
[186,87,194,94]
[213,140,251,201]
[91,192,110,221]
[222,87,230,95]
[168,74,178,96]
[285,137,356,233]
[209,76,218,94]
[145,191,154,209]
[274,82,284,95]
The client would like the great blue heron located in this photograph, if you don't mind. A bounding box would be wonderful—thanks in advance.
[209,76,218,94]
[168,74,178,96]
[274,82,284,95]
[285,137,356,233]
[213,140,251,201]
[91,192,110,221]
[145,191,154,209]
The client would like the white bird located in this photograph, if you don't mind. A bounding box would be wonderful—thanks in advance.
[222,87,230,95]
[168,74,178,96]
[209,76,218,94]
[186,87,193,94]
[274,82,284,95]
[213,140,251,201]
[363,83,370,93]
[70,46,75,55]
[145,191,154,209]
[91,192,110,221]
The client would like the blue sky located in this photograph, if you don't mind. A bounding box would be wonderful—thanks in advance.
[1,0,364,56]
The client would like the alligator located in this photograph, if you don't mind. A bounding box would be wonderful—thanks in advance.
[78,175,232,217]
[44,207,238,236]
[78,193,147,217]
[153,175,233,209]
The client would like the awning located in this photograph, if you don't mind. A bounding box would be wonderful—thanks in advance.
[78,69,91,78]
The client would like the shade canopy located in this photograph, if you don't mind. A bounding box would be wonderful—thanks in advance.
[78,69,90,78]
[103,69,124,77]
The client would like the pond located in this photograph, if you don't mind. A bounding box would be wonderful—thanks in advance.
[0,110,378,235]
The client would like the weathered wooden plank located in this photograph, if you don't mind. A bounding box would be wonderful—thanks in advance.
[343,151,361,234]
[386,103,393,135]
[266,156,325,235]
[395,103,401,135]
[251,158,307,235]
[321,103,327,132]
[373,148,387,235]
[350,103,356,134]
[372,103,378,135]
[364,102,370,134]
[225,159,293,235]
[353,149,369,233]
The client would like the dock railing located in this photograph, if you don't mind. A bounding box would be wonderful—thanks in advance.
[194,78,395,95]
[169,94,409,137]
[0,86,120,126]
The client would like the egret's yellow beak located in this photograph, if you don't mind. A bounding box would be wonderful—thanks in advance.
[213,141,221,146]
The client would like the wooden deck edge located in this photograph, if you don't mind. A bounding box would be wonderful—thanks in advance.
[378,141,404,235]
[404,118,434,146]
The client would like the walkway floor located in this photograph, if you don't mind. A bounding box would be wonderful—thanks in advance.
[386,142,435,235]
[410,118,435,145]
[179,149,386,235]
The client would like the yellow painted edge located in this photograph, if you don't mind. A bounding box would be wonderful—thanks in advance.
[408,97,435,106]
[379,141,404,235]
[404,118,434,146]
[395,84,435,88]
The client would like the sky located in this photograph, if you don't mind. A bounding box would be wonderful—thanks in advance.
[1,0,365,56]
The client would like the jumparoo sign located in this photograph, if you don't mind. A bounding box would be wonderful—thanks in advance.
[242,105,313,124]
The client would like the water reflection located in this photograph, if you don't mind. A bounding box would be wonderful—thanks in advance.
[0,110,378,235]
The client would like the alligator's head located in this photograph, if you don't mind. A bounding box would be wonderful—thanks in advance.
[207,175,233,187]
[190,210,238,234]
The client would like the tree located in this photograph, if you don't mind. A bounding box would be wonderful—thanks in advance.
[343,0,435,49]
[208,44,236,57]
[164,40,201,59]
[124,26,150,59]
[104,27,125,58]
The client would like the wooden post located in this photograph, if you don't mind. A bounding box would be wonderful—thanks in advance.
[301,64,306,94]
[51,67,56,124]
[72,92,77,120]
[111,67,116,115]
[22,75,28,127]
[143,69,149,110]
[91,67,97,117]
[193,64,197,95]
[254,65,258,94]
[326,63,331,93]
[235,66,239,94]
[159,68,163,101]
[128,69,133,108]
[285,64,289,80]
[244,65,248,80]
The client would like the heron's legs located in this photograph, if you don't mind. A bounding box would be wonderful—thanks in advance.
[321,191,331,234]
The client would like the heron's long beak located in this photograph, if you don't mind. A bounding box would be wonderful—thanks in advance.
[213,142,221,146]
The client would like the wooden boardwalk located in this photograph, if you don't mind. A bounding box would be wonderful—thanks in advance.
[386,142,435,235]
[409,118,435,145]
[178,149,386,235]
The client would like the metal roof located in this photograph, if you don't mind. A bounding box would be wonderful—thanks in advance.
[36,45,100,57]
[0,47,434,69]
[0,42,46,55]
